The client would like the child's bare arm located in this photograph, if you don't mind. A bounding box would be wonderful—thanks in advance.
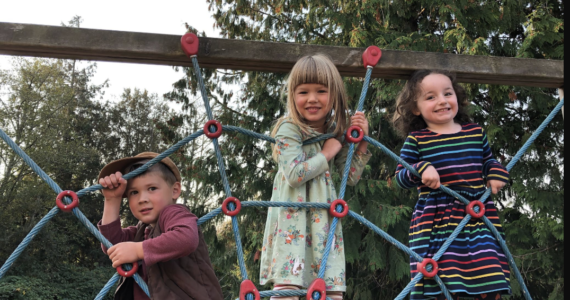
[100,172,127,225]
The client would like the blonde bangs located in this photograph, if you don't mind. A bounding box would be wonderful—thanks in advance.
[288,55,332,89]
[271,54,349,162]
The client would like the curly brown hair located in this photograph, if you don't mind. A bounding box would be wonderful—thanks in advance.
[392,69,472,137]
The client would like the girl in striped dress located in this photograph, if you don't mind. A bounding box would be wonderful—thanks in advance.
[392,70,511,300]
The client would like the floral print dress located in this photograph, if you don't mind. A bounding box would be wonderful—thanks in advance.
[259,120,371,292]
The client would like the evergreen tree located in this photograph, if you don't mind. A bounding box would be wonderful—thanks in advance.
[167,1,564,299]
[0,57,179,299]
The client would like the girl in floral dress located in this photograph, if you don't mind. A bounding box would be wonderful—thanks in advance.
[259,54,372,300]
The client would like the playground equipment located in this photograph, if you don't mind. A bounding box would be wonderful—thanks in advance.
[0,26,564,300]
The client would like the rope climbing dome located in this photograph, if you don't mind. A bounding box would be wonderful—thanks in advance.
[0,33,564,300]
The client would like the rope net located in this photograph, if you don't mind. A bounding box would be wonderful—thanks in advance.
[0,41,564,300]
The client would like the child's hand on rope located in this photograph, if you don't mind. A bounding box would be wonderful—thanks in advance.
[99,172,127,201]
[321,138,342,161]
[351,111,369,135]
[107,242,144,268]
[422,165,441,189]
[487,179,506,194]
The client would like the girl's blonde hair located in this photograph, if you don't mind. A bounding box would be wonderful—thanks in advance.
[271,54,349,161]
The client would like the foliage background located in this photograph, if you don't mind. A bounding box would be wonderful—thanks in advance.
[0,1,564,299]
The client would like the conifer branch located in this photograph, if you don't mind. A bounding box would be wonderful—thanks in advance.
[513,243,560,259]
[211,96,261,124]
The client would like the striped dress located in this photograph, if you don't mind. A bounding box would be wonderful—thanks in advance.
[395,123,511,299]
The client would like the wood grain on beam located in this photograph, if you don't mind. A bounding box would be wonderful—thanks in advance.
[0,22,564,88]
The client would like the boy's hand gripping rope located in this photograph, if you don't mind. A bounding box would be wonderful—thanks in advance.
[0,128,151,297]
[1,33,559,300]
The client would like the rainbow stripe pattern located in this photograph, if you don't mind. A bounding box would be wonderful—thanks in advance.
[396,123,511,299]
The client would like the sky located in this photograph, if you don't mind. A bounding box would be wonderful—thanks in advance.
[0,0,221,101]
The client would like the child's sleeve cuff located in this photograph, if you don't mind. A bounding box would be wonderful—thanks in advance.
[484,160,510,183]
[486,168,510,183]
[415,161,433,177]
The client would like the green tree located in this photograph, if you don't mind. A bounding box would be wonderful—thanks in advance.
[166,1,563,299]
[0,57,116,299]
[0,55,179,299]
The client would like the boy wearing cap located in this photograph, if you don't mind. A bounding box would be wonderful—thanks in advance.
[97,152,223,300]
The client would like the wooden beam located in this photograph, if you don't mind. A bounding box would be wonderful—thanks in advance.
[0,22,564,88]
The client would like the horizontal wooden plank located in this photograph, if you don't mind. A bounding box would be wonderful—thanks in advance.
[0,22,564,88]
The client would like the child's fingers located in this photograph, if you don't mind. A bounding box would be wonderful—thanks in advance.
[353,118,367,124]
[110,174,120,188]
[115,172,127,186]
[422,178,435,189]
[107,175,116,188]
[111,253,124,268]
[111,258,121,268]
[430,181,440,189]
[107,245,116,256]
[351,121,363,128]
[427,177,441,189]
[488,180,506,194]
[351,116,366,124]
[99,177,107,188]
[104,177,114,189]
[351,114,363,121]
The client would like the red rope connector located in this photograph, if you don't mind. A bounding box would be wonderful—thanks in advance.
[466,200,486,219]
[362,45,382,68]
[307,278,326,300]
[345,125,364,144]
[239,279,260,300]
[181,33,199,57]
[222,197,242,217]
[329,199,349,218]
[417,258,438,278]
[203,120,223,139]
[116,263,138,277]
[55,190,79,212]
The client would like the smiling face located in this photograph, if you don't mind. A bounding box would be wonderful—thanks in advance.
[126,172,181,226]
[414,73,460,132]
[294,83,331,132]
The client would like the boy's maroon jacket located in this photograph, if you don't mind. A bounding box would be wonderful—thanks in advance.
[99,204,223,300]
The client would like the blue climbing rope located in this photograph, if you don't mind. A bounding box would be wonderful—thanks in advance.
[0,128,151,297]
[0,45,561,300]
[190,56,252,300]
[94,273,120,300]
